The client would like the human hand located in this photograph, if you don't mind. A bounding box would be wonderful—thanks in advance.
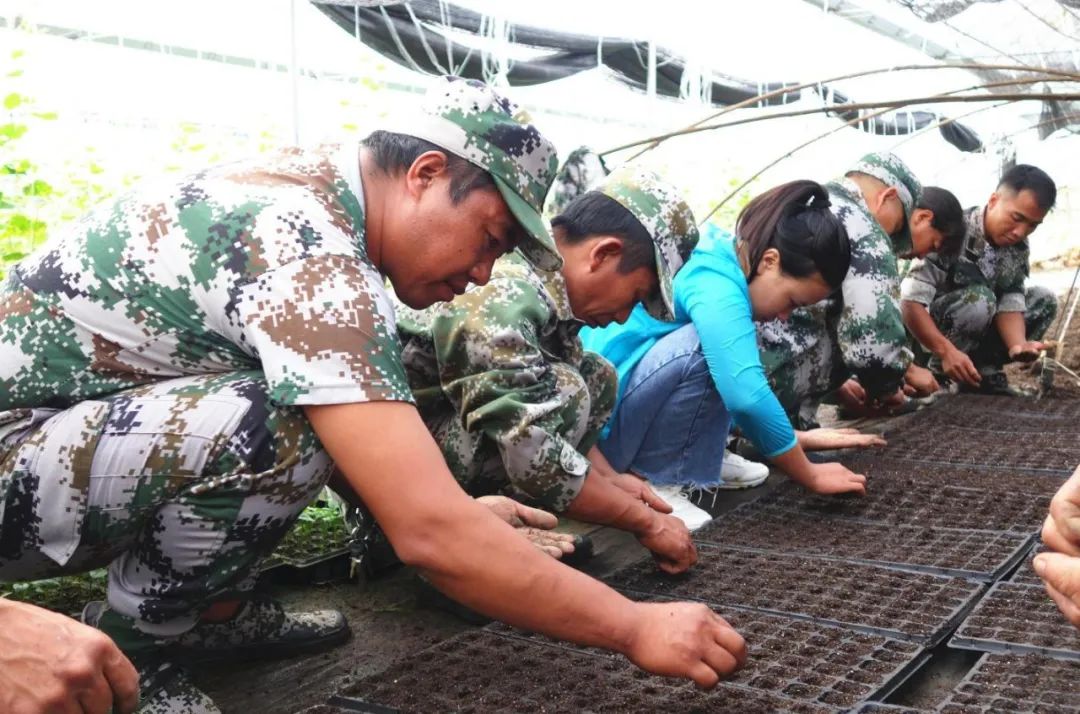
[635,512,696,574]
[476,495,576,559]
[941,346,981,386]
[622,601,747,689]
[807,461,867,496]
[904,364,941,396]
[0,599,140,714]
[835,379,868,410]
[1009,341,1048,364]
[799,428,887,451]
[1041,465,1080,557]
[1033,552,1080,629]
[608,472,673,514]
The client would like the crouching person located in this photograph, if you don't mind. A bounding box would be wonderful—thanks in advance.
[0,78,745,714]
[583,181,868,529]
[396,165,700,574]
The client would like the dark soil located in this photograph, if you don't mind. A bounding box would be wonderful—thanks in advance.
[839,456,1065,497]
[874,424,1080,472]
[953,583,1080,658]
[336,629,845,713]
[694,507,1031,580]
[937,652,1080,713]
[731,476,1050,534]
[487,605,922,708]
[605,545,982,643]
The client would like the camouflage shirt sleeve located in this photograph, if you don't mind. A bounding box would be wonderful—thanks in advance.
[996,244,1030,313]
[232,253,413,406]
[899,254,948,307]
[428,277,589,511]
[832,191,913,398]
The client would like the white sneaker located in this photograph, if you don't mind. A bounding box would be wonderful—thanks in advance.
[651,484,713,531]
[718,451,769,490]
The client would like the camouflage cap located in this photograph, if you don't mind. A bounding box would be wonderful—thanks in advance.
[596,164,699,321]
[848,151,923,248]
[393,75,562,271]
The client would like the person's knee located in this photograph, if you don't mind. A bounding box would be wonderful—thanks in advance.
[1026,286,1058,337]
[939,285,995,337]
[550,363,592,422]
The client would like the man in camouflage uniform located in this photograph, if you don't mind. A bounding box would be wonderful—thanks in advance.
[0,77,748,713]
[901,164,1058,393]
[757,152,945,429]
[396,165,699,572]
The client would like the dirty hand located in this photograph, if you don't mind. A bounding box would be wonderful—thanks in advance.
[941,345,981,386]
[835,379,869,410]
[636,511,697,574]
[608,472,673,514]
[903,364,940,396]
[1033,552,1080,629]
[476,495,576,559]
[807,462,867,496]
[1041,465,1080,557]
[623,601,747,688]
[0,599,140,714]
[799,428,887,451]
[1009,340,1047,363]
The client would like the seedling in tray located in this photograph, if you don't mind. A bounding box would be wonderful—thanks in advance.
[1,569,108,616]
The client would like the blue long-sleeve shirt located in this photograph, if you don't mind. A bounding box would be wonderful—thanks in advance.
[580,225,797,458]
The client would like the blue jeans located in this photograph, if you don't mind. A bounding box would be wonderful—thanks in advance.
[598,324,730,488]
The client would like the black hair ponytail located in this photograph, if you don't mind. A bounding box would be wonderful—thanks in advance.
[735,180,851,289]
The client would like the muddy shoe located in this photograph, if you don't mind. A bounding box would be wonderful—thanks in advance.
[963,370,1029,397]
[136,659,220,714]
[84,596,350,663]
[171,595,350,662]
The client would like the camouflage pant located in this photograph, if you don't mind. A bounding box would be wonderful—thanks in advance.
[0,371,332,653]
[920,285,1057,372]
[431,355,616,510]
[757,309,845,430]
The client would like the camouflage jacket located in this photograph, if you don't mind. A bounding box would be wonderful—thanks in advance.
[0,144,413,412]
[395,252,611,511]
[767,178,912,399]
[901,206,1030,313]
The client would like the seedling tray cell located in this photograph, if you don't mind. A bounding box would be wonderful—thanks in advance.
[729,478,1048,534]
[937,652,1080,713]
[605,545,983,645]
[874,423,1078,474]
[694,507,1033,581]
[331,629,842,713]
[840,457,1065,497]
[950,582,1080,661]
[486,604,926,708]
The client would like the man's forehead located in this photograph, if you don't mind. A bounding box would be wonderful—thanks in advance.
[999,187,1048,220]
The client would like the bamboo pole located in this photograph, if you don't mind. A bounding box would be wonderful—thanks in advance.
[604,91,1080,157]
[611,62,1080,160]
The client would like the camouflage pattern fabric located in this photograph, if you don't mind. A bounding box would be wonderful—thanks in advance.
[902,205,1033,314]
[846,151,923,256]
[543,146,610,221]
[393,75,562,271]
[0,371,332,655]
[758,176,914,424]
[920,284,1057,372]
[396,252,616,511]
[595,164,699,321]
[0,143,410,414]
[902,205,1056,371]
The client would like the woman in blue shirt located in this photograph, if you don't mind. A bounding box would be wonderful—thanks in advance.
[582,180,867,525]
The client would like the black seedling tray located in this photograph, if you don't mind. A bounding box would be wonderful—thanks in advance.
[694,506,1034,582]
[873,424,1078,474]
[1007,543,1047,585]
[330,629,843,713]
[728,478,1049,534]
[605,545,983,645]
[950,582,1080,661]
[943,393,1080,420]
[841,457,1066,497]
[486,602,927,709]
[936,652,1080,713]
[848,704,931,713]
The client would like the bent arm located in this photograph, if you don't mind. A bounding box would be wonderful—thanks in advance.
[305,401,641,649]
